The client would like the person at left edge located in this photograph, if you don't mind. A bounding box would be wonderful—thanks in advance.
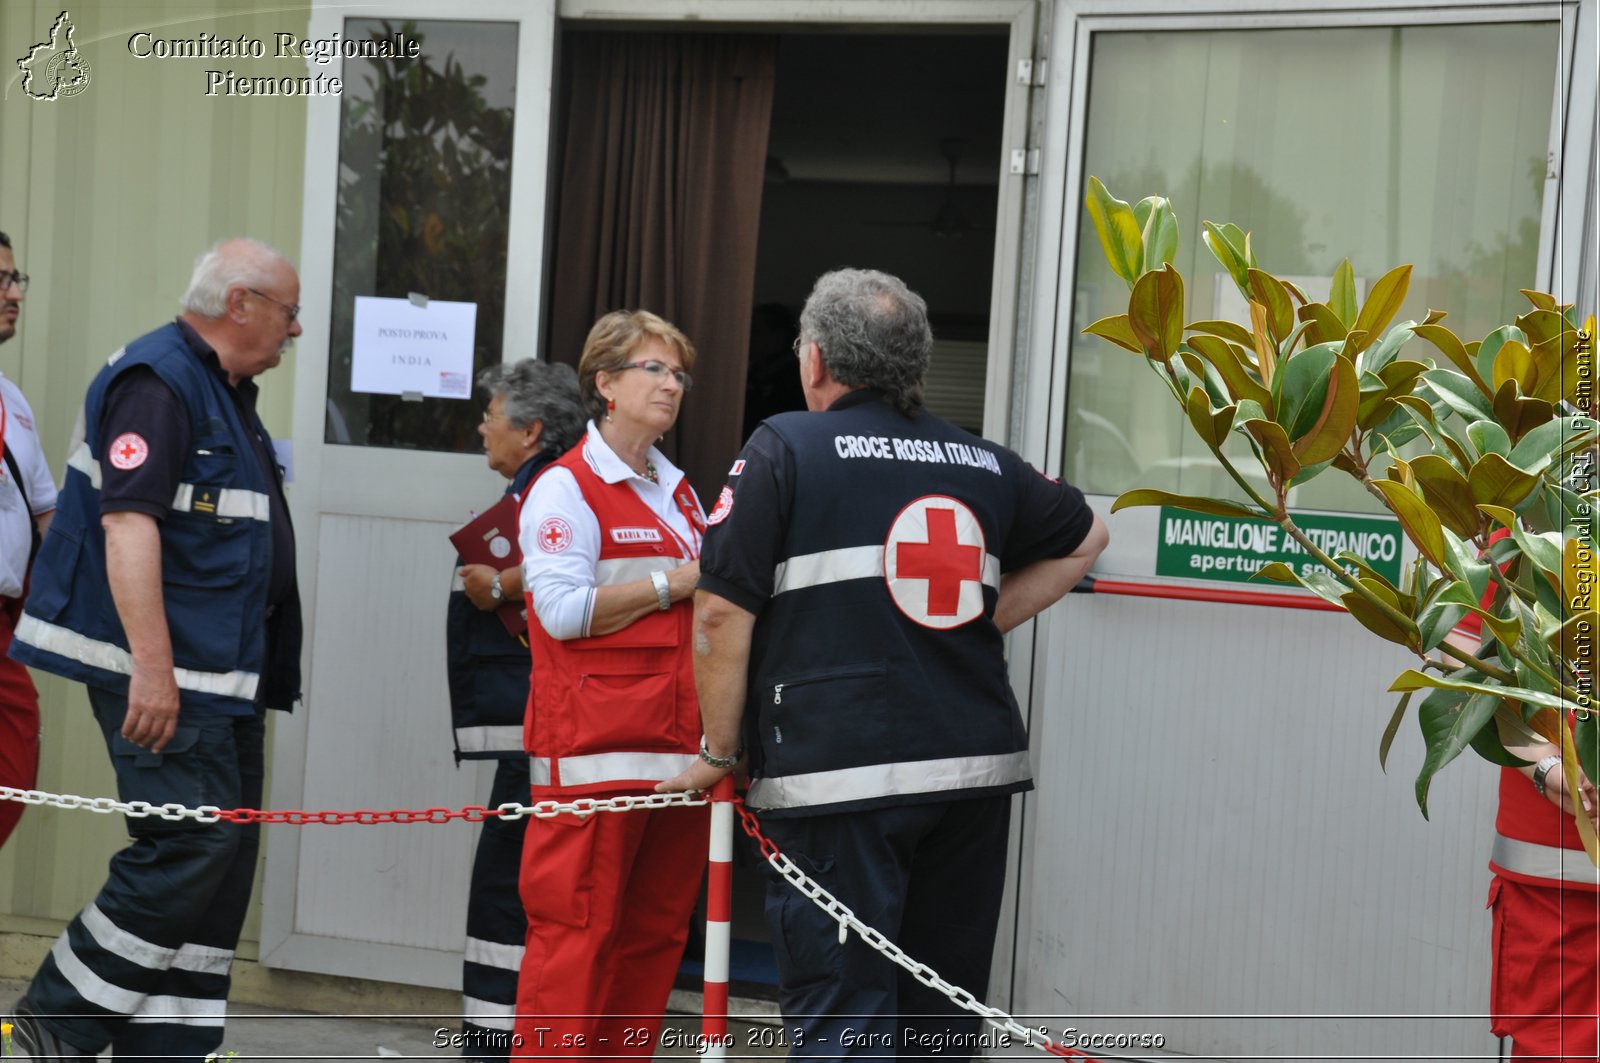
[5,238,303,1062]
[0,230,57,854]
[447,358,584,1061]
[514,310,709,1057]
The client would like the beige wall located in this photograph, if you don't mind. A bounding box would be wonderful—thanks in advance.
[0,0,310,947]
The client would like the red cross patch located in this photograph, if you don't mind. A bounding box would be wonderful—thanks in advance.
[707,485,734,526]
[537,516,573,554]
[108,432,150,471]
[883,495,987,629]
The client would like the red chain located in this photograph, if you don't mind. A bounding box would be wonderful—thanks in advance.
[215,805,497,825]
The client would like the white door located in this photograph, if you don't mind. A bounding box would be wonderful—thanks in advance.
[263,0,557,986]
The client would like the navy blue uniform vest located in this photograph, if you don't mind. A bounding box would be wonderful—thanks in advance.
[446,453,549,761]
[739,396,1037,816]
[11,322,301,712]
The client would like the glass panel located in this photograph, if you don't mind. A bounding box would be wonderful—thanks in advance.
[1065,22,1557,512]
[326,18,518,450]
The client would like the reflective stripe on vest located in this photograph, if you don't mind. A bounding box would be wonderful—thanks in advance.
[596,555,686,587]
[746,749,1032,811]
[774,544,1001,596]
[69,441,272,522]
[529,751,697,788]
[14,614,260,701]
[1491,832,1600,887]
[455,726,525,755]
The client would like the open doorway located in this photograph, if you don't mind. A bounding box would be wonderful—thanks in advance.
[746,32,1009,437]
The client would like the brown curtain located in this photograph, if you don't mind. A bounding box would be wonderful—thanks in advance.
[544,31,777,502]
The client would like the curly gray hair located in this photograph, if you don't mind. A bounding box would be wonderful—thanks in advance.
[477,359,585,456]
[797,269,932,415]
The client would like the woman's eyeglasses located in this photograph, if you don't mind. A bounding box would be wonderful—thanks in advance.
[617,360,692,390]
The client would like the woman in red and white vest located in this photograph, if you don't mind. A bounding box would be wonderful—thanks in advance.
[514,310,708,1057]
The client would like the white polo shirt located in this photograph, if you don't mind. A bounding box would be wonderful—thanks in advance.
[0,373,56,599]
[520,421,702,640]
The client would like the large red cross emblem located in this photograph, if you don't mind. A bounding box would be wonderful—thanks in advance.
[884,495,987,629]
[536,516,573,554]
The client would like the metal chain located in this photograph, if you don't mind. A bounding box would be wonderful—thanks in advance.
[733,802,1097,1061]
[0,785,707,825]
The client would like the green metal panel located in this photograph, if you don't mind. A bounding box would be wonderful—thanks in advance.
[0,0,310,946]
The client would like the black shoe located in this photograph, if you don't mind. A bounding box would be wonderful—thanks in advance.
[7,998,95,1061]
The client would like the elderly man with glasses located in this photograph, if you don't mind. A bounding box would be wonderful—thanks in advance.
[7,238,304,1061]
[0,231,58,856]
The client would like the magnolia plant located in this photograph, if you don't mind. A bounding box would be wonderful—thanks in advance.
[1083,178,1598,864]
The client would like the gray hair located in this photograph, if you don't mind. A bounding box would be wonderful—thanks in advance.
[477,359,585,455]
[180,238,291,317]
[798,268,932,415]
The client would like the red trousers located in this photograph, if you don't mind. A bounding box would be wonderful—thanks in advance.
[0,600,40,850]
[514,800,708,1058]
[1489,875,1600,1060]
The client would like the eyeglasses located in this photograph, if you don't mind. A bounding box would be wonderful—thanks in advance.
[617,360,693,390]
[0,271,29,294]
[247,287,300,322]
[792,335,814,359]
[481,408,508,424]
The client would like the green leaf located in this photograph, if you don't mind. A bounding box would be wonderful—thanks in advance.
[1467,453,1542,510]
[1254,561,1300,584]
[1409,455,1480,538]
[1413,684,1497,818]
[1136,196,1179,272]
[1081,314,1144,353]
[1202,220,1250,292]
[1085,176,1144,288]
[1389,668,1576,712]
[1187,319,1257,348]
[1248,269,1294,345]
[1422,369,1497,424]
[1492,379,1556,444]
[1187,335,1272,409]
[1475,325,1528,391]
[1292,353,1360,465]
[1242,417,1301,483]
[1466,421,1512,459]
[1128,264,1185,361]
[1379,691,1412,772]
[1341,586,1419,646]
[1374,479,1450,570]
[1468,696,1529,767]
[1577,713,1599,802]
[1185,387,1235,448]
[1415,582,1470,650]
[1509,416,1596,469]
[1351,264,1413,355]
[1110,489,1269,520]
[1329,258,1357,328]
[1413,323,1492,396]
[1272,342,1338,439]
[1363,321,1418,376]
[1298,302,1349,348]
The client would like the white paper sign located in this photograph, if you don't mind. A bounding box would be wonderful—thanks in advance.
[351,296,478,399]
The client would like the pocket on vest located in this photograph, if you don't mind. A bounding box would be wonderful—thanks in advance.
[162,513,252,668]
[760,662,888,777]
[23,524,81,622]
[568,667,677,754]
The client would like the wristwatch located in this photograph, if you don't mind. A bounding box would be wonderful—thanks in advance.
[698,735,743,770]
[1532,754,1561,797]
[490,572,504,602]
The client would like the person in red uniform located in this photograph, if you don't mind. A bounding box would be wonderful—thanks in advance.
[1449,539,1598,1061]
[0,230,56,853]
[514,310,708,1057]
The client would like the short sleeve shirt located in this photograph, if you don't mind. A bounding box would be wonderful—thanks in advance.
[0,374,57,598]
[699,392,1094,616]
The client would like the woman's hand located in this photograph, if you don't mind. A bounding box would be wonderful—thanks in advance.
[459,564,501,611]
[666,559,700,602]
[1544,759,1599,832]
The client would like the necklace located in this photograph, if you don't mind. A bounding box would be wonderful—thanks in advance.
[641,459,659,484]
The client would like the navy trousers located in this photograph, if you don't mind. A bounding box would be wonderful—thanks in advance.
[460,757,531,1060]
[759,796,1011,1062]
[26,687,264,1061]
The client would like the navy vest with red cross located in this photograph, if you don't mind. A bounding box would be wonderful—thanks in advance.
[11,322,301,711]
[446,452,551,761]
[735,393,1036,818]
[521,443,700,795]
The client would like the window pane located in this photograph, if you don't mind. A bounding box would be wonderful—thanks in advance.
[1065,22,1557,512]
[326,19,518,450]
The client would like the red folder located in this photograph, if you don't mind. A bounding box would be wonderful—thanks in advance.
[450,493,528,639]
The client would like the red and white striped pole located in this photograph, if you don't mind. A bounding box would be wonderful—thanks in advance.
[702,775,736,1058]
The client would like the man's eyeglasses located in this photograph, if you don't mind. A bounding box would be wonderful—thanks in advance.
[247,287,300,322]
[0,271,29,294]
[617,359,693,390]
